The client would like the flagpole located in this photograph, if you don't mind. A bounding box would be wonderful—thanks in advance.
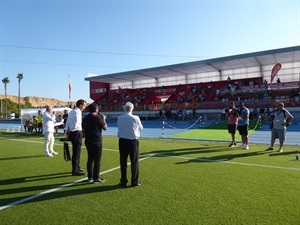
[68,75,72,108]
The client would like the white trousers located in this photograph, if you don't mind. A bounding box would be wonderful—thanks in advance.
[44,131,54,154]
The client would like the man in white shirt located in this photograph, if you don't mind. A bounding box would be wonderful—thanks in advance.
[117,102,143,187]
[64,99,87,176]
[42,106,58,157]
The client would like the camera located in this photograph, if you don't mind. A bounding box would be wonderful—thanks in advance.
[232,111,239,116]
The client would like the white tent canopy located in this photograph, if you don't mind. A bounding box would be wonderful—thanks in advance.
[20,107,72,132]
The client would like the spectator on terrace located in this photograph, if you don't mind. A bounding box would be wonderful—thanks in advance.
[252,107,258,119]
[266,108,271,119]
[192,108,196,120]
[159,109,163,119]
[259,107,266,120]
[221,108,226,120]
[277,78,281,83]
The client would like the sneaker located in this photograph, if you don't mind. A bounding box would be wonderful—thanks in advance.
[87,178,93,183]
[278,148,283,153]
[93,178,105,184]
[50,151,58,155]
[239,144,245,149]
[240,145,249,150]
[228,143,236,147]
[45,153,53,157]
[266,147,274,151]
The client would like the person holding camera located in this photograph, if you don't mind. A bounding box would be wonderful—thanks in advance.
[226,102,239,147]
[266,102,294,152]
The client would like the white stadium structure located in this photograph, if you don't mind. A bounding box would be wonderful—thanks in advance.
[85,46,300,119]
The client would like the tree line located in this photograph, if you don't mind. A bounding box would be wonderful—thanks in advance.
[1,74,32,119]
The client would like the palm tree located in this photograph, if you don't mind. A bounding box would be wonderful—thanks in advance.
[17,73,24,111]
[2,77,10,118]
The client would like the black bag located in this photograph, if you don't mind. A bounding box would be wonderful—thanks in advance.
[63,141,71,162]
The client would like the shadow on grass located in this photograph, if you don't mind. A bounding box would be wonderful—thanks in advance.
[0,172,71,187]
[174,150,268,164]
[269,150,300,157]
[1,179,126,207]
[0,155,45,161]
[140,146,229,157]
[141,144,290,164]
[0,131,42,138]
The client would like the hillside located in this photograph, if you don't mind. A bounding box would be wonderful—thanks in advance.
[0,95,75,108]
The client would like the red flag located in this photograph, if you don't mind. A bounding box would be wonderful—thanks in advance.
[68,75,72,99]
[271,63,282,83]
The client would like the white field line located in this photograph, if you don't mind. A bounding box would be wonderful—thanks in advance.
[0,137,117,152]
[159,154,300,171]
[1,138,299,211]
[0,153,156,211]
[2,137,299,172]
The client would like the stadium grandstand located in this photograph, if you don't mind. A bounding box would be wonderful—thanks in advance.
[85,46,300,120]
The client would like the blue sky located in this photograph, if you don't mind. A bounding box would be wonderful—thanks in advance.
[0,0,299,103]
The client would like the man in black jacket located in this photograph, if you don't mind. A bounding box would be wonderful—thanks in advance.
[82,103,107,183]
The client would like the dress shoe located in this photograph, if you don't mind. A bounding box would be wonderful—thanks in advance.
[119,183,127,187]
[131,182,141,187]
[72,171,85,176]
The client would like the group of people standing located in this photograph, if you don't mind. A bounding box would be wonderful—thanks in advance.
[42,99,143,188]
[40,98,294,188]
[226,101,294,152]
[226,102,250,149]
[24,110,43,133]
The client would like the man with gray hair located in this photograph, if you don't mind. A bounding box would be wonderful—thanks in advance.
[42,105,58,157]
[117,102,143,187]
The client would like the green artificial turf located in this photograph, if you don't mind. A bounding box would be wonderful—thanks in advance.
[0,131,299,225]
[171,121,257,141]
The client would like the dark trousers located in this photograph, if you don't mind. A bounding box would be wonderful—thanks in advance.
[68,131,82,174]
[85,140,102,180]
[118,138,139,185]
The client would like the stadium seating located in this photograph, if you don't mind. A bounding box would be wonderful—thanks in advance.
[95,78,300,111]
